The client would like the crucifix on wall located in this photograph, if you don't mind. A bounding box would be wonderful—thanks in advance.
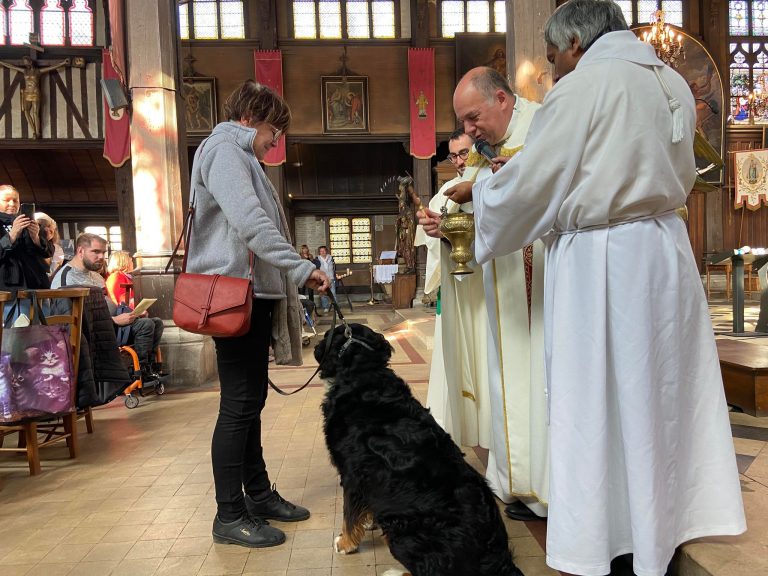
[0,34,71,139]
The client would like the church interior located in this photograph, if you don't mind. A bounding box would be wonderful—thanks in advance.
[1,0,768,575]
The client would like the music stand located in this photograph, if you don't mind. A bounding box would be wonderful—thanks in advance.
[711,250,768,336]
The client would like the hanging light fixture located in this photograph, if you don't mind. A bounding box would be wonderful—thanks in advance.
[642,10,685,69]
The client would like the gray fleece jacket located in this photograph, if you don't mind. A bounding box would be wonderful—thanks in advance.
[186,121,314,299]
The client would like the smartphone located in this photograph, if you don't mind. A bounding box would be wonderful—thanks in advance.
[19,203,35,219]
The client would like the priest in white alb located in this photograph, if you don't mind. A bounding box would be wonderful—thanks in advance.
[427,1,746,575]
[449,67,549,520]
[415,129,474,443]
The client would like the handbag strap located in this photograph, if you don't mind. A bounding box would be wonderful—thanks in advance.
[165,142,254,277]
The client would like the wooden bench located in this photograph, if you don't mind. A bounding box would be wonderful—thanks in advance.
[717,338,768,417]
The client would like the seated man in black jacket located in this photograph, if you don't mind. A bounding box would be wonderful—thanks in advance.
[0,184,54,290]
[51,233,164,381]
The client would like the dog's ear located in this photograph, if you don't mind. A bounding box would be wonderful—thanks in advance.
[315,325,349,377]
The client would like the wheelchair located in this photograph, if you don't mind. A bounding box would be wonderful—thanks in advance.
[120,347,168,409]
[114,286,169,409]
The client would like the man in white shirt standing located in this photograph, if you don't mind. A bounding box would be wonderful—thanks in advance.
[425,1,746,574]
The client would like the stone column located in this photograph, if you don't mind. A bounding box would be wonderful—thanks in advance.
[125,0,215,386]
[506,1,556,102]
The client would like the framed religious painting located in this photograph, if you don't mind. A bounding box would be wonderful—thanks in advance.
[321,76,369,134]
[182,77,217,134]
[632,27,725,185]
[455,33,507,84]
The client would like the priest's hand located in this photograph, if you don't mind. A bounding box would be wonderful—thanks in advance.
[443,181,473,205]
[418,208,443,239]
[490,155,510,173]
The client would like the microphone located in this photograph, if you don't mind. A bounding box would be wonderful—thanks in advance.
[475,139,497,163]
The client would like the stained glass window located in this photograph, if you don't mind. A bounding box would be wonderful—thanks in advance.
[372,0,396,37]
[179,2,190,39]
[9,0,33,46]
[40,1,65,46]
[493,0,506,33]
[291,0,397,39]
[440,0,505,37]
[177,0,245,40]
[328,217,372,264]
[729,3,768,122]
[319,0,342,38]
[219,0,244,38]
[615,1,633,25]
[616,1,683,27]
[193,0,218,39]
[293,0,316,38]
[68,0,93,46]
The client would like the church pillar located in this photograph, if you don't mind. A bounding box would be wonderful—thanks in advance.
[506,1,556,102]
[125,0,215,385]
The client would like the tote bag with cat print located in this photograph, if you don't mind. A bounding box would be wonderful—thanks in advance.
[0,298,74,423]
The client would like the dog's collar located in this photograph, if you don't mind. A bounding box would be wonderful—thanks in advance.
[339,334,374,357]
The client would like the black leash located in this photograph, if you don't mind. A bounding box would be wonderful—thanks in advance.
[267,289,348,396]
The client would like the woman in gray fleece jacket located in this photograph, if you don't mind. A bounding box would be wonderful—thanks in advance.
[186,81,329,549]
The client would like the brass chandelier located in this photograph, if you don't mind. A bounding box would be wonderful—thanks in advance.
[642,10,685,69]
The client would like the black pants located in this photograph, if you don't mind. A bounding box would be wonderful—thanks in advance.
[211,299,274,521]
[130,317,164,364]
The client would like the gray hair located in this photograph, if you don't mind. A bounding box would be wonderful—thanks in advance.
[470,67,514,102]
[544,0,628,53]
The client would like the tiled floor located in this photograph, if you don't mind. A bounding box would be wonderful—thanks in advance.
[0,295,766,576]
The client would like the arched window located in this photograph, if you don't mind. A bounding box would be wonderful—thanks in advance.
[612,1,682,27]
[729,1,768,123]
[290,0,398,39]
[69,0,94,46]
[178,0,245,40]
[40,0,65,46]
[8,0,33,46]
[439,0,506,38]
[0,0,94,46]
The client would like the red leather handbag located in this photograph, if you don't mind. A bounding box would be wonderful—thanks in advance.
[167,202,253,338]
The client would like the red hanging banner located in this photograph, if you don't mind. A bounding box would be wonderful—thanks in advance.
[408,48,436,159]
[254,50,286,166]
[102,48,131,168]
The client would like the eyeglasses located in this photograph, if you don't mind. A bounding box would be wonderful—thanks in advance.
[447,149,470,163]
[266,124,283,145]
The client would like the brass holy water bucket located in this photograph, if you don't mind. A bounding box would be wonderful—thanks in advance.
[439,208,475,275]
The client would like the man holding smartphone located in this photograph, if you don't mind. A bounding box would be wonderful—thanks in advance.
[0,184,54,290]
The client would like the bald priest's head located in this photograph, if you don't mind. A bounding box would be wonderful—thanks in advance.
[453,67,515,147]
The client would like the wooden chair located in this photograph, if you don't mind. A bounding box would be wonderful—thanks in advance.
[0,288,88,475]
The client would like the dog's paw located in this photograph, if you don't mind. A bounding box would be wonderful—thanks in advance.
[333,534,359,554]
[381,570,410,576]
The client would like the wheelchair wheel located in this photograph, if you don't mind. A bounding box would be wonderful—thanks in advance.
[124,395,139,409]
[155,382,166,395]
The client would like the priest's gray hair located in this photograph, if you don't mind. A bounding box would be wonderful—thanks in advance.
[471,67,514,103]
[544,0,628,53]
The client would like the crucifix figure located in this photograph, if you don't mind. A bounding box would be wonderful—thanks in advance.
[0,55,70,139]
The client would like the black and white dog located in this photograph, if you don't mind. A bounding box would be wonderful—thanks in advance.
[316,323,524,576]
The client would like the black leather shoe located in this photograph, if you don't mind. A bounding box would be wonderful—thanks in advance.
[504,501,545,522]
[212,515,285,548]
[245,484,310,522]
